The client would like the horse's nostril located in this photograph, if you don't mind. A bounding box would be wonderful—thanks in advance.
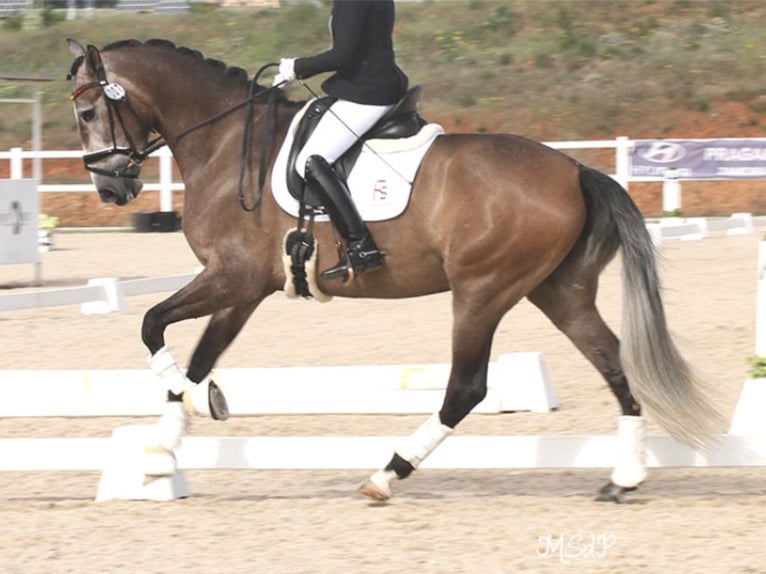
[98,188,118,203]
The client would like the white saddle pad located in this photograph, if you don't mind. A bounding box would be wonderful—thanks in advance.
[271,100,444,222]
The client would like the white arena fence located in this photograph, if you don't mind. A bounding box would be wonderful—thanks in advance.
[0,329,764,500]
[0,147,181,213]
[0,213,762,315]
[2,434,764,473]
[0,355,763,481]
[4,137,765,199]
[0,357,763,476]
[0,361,762,488]
[0,272,198,314]
[0,353,559,417]
[0,138,632,213]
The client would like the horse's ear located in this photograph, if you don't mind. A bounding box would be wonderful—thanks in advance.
[84,44,103,74]
[66,38,86,59]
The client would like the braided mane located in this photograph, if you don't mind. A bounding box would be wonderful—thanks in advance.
[102,38,253,86]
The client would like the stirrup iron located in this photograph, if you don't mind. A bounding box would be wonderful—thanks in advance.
[320,238,385,282]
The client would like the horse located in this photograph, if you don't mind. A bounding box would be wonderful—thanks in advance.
[65,38,721,503]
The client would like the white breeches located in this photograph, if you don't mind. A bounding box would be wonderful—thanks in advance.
[295,99,394,178]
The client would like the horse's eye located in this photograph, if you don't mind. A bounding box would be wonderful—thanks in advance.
[80,108,96,123]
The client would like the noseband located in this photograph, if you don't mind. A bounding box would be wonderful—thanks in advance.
[69,61,162,179]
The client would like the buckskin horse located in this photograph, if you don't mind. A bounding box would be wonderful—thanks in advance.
[66,38,721,502]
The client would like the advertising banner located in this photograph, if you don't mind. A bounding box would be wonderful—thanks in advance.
[0,179,39,265]
[631,138,766,179]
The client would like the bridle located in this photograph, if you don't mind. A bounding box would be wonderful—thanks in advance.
[69,59,161,179]
[69,55,279,210]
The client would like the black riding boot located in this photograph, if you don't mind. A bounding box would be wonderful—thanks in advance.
[304,155,385,281]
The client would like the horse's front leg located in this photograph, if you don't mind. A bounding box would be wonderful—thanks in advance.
[147,303,262,452]
[141,269,270,455]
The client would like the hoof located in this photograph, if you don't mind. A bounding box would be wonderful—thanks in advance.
[359,480,391,502]
[595,480,637,503]
[183,379,230,420]
[207,380,230,421]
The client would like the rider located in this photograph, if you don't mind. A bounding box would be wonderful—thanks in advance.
[273,0,409,281]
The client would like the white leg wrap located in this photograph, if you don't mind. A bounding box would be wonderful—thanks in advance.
[148,346,190,396]
[149,348,228,419]
[154,401,188,451]
[396,413,454,469]
[182,376,215,417]
[610,415,648,488]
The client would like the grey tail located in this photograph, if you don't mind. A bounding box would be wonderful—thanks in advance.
[578,164,724,448]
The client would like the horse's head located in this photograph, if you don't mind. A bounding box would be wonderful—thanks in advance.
[66,39,153,206]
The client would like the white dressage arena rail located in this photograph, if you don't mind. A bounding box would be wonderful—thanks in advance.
[2,433,764,473]
[0,353,558,416]
[0,355,764,502]
[0,272,198,313]
[1,214,762,314]
[0,138,632,210]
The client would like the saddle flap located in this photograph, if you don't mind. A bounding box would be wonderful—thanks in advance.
[284,86,426,205]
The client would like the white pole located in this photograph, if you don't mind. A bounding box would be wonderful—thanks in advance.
[10,147,23,179]
[662,167,681,215]
[614,136,631,190]
[159,149,173,212]
[756,241,766,357]
[32,89,42,183]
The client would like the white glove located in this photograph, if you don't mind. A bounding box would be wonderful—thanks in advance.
[272,57,296,87]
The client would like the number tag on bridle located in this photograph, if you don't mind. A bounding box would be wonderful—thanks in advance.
[103,82,126,101]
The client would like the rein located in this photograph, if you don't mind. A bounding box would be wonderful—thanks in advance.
[238,63,278,212]
[70,58,280,211]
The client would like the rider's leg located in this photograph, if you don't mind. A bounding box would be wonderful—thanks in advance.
[295,99,394,177]
[296,99,393,281]
[304,155,384,281]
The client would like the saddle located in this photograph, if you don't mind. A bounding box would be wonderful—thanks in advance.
[285,86,427,209]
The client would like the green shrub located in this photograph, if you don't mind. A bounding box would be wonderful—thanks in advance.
[748,356,766,378]
[498,53,513,66]
[41,5,65,26]
[189,2,218,15]
[2,12,24,30]
[483,5,520,37]
[534,52,554,69]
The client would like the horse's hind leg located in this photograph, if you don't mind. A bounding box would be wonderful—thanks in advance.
[527,276,646,503]
[185,303,260,383]
[360,294,504,501]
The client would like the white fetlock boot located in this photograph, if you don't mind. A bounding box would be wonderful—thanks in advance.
[148,346,230,420]
[610,415,648,489]
[182,376,230,420]
[361,413,454,501]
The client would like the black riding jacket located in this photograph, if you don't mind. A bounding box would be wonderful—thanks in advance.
[294,0,408,106]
